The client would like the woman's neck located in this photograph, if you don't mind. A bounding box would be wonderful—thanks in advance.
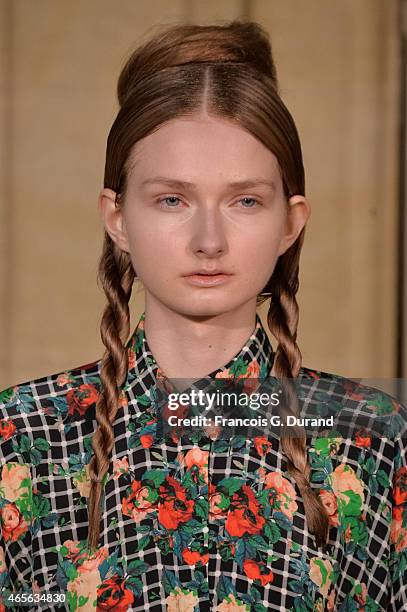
[143,296,258,380]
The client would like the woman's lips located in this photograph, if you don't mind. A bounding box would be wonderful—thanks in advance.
[183,273,232,287]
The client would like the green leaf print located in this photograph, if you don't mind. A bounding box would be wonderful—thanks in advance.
[287,578,304,595]
[12,435,49,466]
[66,590,77,612]
[127,560,149,576]
[33,438,51,451]
[311,558,329,587]
[376,469,391,488]
[0,387,15,404]
[163,569,180,594]
[18,435,32,453]
[195,498,209,518]
[137,535,151,551]
[336,489,362,517]
[312,436,340,457]
[229,358,248,377]
[247,534,269,551]
[367,393,395,415]
[77,595,90,608]
[342,516,369,547]
[136,394,151,406]
[33,493,51,519]
[217,575,235,602]
[14,477,33,518]
[273,511,293,532]
[141,470,166,487]
[126,576,144,598]
[264,520,281,543]
[368,477,378,496]
[217,477,245,495]
[363,456,376,475]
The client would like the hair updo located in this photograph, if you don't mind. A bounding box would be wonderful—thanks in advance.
[87,19,330,554]
[117,21,278,107]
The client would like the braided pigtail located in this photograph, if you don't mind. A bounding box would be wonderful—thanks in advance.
[265,246,330,549]
[86,233,135,552]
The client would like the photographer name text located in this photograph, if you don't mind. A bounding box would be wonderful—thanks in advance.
[166,415,334,427]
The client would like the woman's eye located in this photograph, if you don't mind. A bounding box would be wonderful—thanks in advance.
[238,197,260,208]
[158,196,182,209]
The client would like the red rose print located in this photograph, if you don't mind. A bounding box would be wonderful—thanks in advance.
[181,548,209,566]
[239,360,260,394]
[355,431,371,448]
[393,467,407,505]
[140,434,154,448]
[97,575,135,611]
[253,436,272,457]
[243,559,274,586]
[225,485,265,537]
[0,420,16,441]
[0,503,29,542]
[67,384,100,417]
[158,476,194,530]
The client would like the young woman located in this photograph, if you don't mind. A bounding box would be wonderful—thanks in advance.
[0,19,406,612]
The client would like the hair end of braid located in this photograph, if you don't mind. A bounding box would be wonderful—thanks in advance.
[300,486,331,550]
[86,480,105,553]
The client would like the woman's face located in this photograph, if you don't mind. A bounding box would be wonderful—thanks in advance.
[99,115,310,317]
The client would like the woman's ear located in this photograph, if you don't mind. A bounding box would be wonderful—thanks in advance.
[97,188,130,253]
[277,195,311,256]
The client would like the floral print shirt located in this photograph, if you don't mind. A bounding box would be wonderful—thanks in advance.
[0,311,406,611]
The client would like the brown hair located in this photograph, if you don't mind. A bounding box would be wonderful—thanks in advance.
[86,19,330,553]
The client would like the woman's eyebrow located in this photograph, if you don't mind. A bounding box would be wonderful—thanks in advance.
[139,176,276,191]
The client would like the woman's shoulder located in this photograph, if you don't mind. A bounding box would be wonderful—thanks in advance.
[298,364,407,441]
[0,358,103,449]
[299,363,405,406]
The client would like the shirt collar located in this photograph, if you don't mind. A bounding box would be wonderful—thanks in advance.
[125,311,274,389]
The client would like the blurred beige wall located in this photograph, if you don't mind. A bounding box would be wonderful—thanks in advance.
[0,0,401,387]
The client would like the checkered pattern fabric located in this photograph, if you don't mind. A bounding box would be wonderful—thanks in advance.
[0,311,406,611]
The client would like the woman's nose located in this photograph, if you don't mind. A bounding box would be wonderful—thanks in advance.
[188,207,228,257]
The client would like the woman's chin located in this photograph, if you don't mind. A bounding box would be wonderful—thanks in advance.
[168,299,246,319]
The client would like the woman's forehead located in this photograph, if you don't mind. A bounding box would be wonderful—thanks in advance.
[126,119,281,189]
